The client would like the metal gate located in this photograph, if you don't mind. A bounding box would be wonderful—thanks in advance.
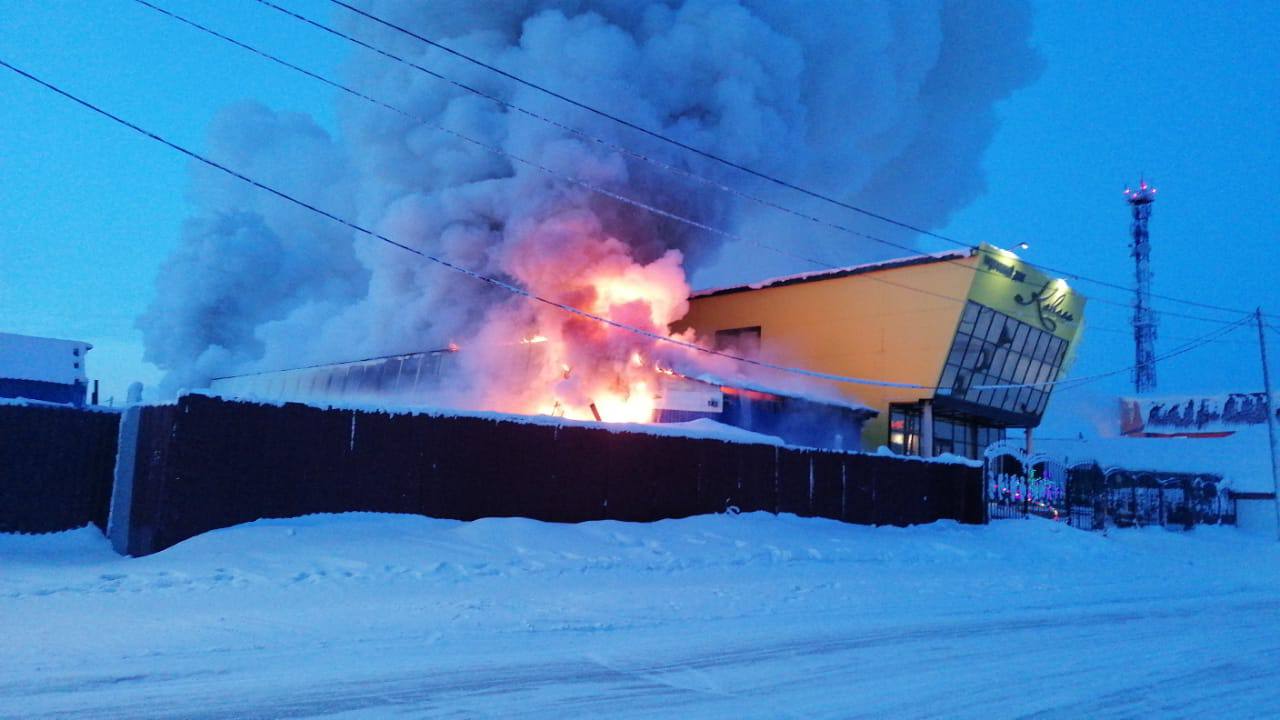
[983,440,1069,522]
[1065,462,1107,530]
[984,446,1233,530]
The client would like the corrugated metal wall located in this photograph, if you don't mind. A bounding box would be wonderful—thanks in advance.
[208,351,456,406]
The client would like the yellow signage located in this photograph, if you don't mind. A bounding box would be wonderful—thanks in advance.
[966,243,1086,342]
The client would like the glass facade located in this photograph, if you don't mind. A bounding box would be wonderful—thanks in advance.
[888,403,1007,460]
[938,301,1069,418]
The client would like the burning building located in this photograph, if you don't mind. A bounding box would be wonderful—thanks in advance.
[677,243,1088,459]
[139,2,1047,457]
[210,242,1082,458]
[209,338,875,451]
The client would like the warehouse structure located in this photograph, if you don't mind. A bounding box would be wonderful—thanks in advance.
[209,347,876,451]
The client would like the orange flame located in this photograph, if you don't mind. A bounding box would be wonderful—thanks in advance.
[468,227,698,425]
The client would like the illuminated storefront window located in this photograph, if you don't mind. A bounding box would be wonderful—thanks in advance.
[888,403,1006,460]
[888,405,920,455]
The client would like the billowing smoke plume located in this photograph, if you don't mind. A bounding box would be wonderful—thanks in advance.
[139,0,1042,409]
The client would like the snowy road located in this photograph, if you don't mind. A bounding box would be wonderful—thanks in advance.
[3,514,1278,718]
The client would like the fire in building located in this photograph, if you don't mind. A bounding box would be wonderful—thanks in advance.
[677,243,1087,459]
[211,346,877,452]
[211,243,1086,460]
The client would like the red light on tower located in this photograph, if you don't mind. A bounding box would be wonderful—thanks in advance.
[1125,181,1156,206]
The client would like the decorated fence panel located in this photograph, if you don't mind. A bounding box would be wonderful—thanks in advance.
[982,440,1234,530]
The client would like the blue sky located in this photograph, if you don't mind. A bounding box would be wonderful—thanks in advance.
[1,0,1277,435]
[0,0,340,401]
[938,0,1279,434]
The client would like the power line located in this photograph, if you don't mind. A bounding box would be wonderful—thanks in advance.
[128,0,978,309]
[1057,315,1253,392]
[321,0,1278,323]
[137,0,1234,335]
[0,58,1241,398]
[1052,298,1248,325]
[983,314,1254,393]
[239,0,1250,328]
[1081,320,1257,344]
[0,57,932,392]
[323,0,958,247]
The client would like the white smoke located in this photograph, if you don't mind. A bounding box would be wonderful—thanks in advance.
[139,0,1043,399]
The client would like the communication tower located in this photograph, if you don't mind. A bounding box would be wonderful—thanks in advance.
[1124,180,1158,393]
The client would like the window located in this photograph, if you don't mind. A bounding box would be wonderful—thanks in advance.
[888,403,1005,460]
[937,301,1070,418]
[714,326,762,356]
[888,404,920,456]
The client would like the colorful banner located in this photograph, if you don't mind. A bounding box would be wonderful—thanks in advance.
[1120,393,1279,436]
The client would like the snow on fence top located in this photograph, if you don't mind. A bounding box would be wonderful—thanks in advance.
[190,391,976,465]
[0,396,120,414]
[0,332,91,385]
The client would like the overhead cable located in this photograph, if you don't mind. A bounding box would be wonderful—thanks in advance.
[0,58,1240,396]
[977,314,1253,392]
[323,0,957,246]
[0,58,934,391]
[170,0,1245,327]
[130,0,979,308]
[320,0,1274,323]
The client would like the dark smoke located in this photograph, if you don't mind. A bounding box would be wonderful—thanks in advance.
[138,0,1042,394]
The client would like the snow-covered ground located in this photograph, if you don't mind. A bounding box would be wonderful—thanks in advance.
[3,513,1278,719]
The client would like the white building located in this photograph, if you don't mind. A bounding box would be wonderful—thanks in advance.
[0,332,93,406]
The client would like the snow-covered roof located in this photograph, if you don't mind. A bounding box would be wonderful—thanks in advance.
[0,332,92,385]
[690,248,975,299]
[1036,431,1276,493]
[674,368,876,416]
[210,346,877,417]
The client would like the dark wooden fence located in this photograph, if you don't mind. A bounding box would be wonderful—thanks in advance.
[110,395,984,556]
[0,402,120,534]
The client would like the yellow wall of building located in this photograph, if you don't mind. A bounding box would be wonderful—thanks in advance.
[676,254,980,450]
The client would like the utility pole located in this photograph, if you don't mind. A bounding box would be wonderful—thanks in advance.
[1254,308,1280,541]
